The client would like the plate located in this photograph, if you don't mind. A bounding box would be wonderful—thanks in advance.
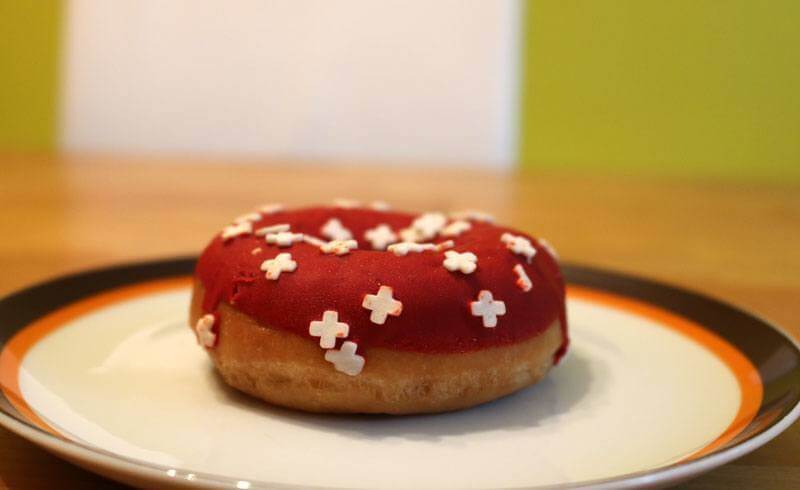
[0,258,798,489]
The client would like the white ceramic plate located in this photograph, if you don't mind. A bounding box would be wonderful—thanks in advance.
[0,258,798,489]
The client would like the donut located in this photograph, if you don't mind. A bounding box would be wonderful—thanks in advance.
[190,202,569,414]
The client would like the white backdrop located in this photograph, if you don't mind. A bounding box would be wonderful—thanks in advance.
[61,0,521,168]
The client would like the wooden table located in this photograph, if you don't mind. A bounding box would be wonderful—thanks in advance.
[0,153,798,488]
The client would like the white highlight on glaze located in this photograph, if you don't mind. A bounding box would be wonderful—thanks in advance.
[440,220,471,237]
[321,218,353,241]
[255,223,291,236]
[221,221,253,241]
[539,238,559,259]
[513,264,532,292]
[362,286,403,325]
[194,314,216,348]
[324,341,365,376]
[302,235,327,247]
[259,203,284,215]
[309,310,350,349]
[260,253,297,280]
[234,212,262,224]
[369,200,391,211]
[450,209,495,223]
[320,239,358,256]
[411,212,447,240]
[251,247,262,255]
[443,250,477,274]
[333,198,360,209]
[470,290,506,328]
[364,224,398,250]
[501,232,537,263]
[265,231,305,247]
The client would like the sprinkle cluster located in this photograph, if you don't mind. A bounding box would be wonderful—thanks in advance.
[207,200,557,376]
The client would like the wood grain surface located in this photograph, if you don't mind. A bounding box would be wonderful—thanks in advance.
[0,153,798,488]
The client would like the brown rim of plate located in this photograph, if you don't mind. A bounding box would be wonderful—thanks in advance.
[0,256,796,489]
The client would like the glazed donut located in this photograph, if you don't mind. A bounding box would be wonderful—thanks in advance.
[190,202,568,414]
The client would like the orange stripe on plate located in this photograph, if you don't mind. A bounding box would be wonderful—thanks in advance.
[0,276,192,437]
[0,277,761,463]
[568,285,763,462]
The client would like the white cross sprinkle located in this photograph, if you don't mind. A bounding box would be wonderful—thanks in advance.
[309,310,350,348]
[195,314,217,348]
[398,227,424,243]
[370,200,391,211]
[440,220,472,237]
[501,233,537,263]
[470,290,506,328]
[255,223,291,236]
[266,231,304,247]
[435,240,455,251]
[513,264,533,292]
[443,250,477,274]
[303,235,327,247]
[362,286,403,324]
[387,241,436,256]
[259,203,284,214]
[320,239,358,256]
[333,198,361,209]
[234,212,262,224]
[221,222,253,241]
[321,218,353,241]
[450,209,495,223]
[324,341,365,376]
[260,253,297,280]
[411,212,447,240]
[364,224,398,250]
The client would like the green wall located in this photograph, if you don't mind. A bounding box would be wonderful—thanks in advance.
[0,1,62,151]
[520,1,800,179]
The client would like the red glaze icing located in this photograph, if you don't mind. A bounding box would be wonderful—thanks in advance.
[195,207,569,362]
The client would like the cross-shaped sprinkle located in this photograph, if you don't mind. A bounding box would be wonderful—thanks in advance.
[333,198,360,209]
[309,310,350,348]
[320,239,358,256]
[234,212,262,224]
[387,242,436,256]
[324,341,365,376]
[362,286,403,324]
[364,224,398,250]
[195,314,217,348]
[501,233,537,263]
[513,264,533,292]
[450,209,495,223]
[266,231,304,247]
[255,223,290,236]
[259,203,284,214]
[470,290,506,328]
[411,212,447,240]
[443,250,477,274]
[303,235,327,247]
[440,220,471,237]
[221,222,253,241]
[398,227,423,243]
[321,218,353,241]
[260,253,297,280]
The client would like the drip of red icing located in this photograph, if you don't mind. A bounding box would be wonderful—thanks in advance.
[195,207,569,362]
